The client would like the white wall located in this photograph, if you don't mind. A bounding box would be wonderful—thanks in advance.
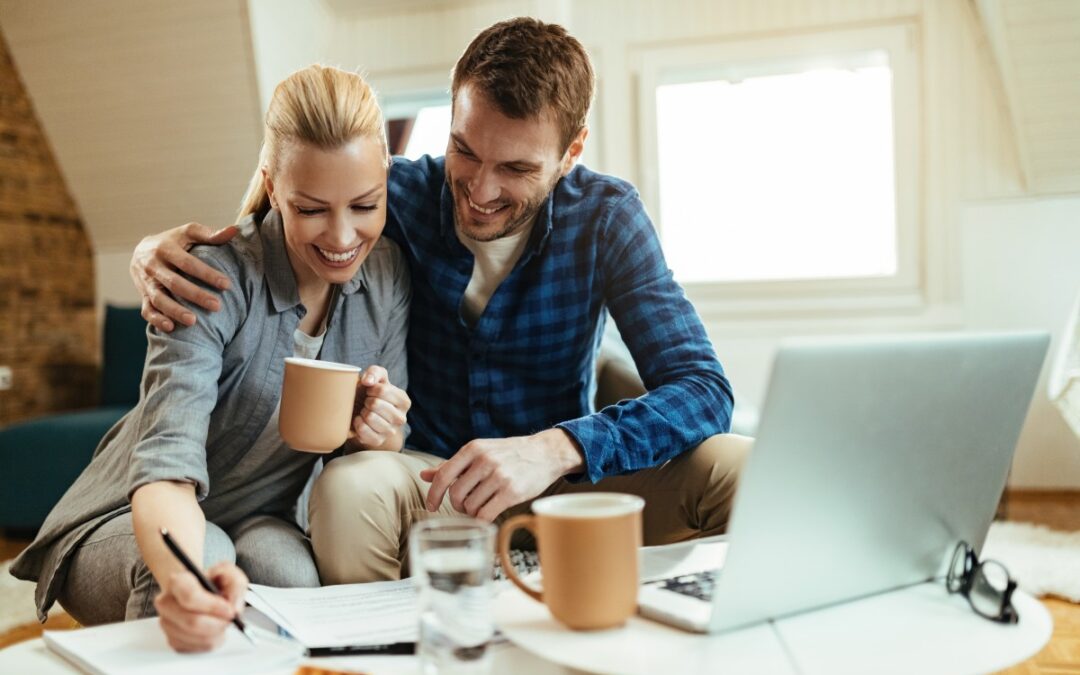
[95,250,143,311]
[961,196,1080,487]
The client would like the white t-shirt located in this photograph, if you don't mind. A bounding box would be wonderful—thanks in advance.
[457,224,534,326]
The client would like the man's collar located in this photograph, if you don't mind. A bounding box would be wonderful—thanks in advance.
[527,192,555,255]
[244,209,366,314]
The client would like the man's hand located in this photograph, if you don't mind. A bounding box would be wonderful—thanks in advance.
[347,366,411,451]
[420,428,585,522]
[153,562,248,653]
[130,222,238,332]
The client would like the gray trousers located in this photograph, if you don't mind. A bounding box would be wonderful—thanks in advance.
[57,512,320,625]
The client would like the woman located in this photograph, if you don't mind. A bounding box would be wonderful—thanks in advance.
[11,65,410,652]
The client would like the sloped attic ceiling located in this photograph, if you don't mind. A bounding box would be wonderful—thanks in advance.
[975,0,1080,194]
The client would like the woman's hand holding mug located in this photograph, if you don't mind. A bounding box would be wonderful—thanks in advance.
[349,365,411,450]
[279,358,409,453]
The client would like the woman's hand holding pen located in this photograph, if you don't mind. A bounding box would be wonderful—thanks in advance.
[349,365,411,451]
[154,562,248,653]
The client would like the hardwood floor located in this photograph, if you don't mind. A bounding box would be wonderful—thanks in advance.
[1004,490,1080,532]
[998,490,1080,674]
[2,491,1079,671]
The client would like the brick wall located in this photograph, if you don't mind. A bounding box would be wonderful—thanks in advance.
[0,31,97,426]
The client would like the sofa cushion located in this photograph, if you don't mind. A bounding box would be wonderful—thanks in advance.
[100,305,147,407]
[0,406,128,531]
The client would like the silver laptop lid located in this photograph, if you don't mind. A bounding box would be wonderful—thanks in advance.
[709,332,1049,633]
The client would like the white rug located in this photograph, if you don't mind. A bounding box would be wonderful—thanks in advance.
[983,521,1080,602]
[0,559,61,634]
[1,522,1077,635]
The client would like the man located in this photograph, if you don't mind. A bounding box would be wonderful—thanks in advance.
[131,18,750,584]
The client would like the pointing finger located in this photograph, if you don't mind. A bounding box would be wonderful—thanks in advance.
[425,449,476,512]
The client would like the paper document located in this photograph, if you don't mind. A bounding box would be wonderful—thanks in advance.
[43,618,301,675]
[247,578,418,648]
[640,537,729,582]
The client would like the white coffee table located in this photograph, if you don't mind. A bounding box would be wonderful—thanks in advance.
[495,581,1052,674]
[0,582,1052,675]
[0,637,574,675]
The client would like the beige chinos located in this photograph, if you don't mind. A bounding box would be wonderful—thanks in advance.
[310,433,751,584]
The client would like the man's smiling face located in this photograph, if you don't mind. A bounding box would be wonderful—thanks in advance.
[445,83,580,242]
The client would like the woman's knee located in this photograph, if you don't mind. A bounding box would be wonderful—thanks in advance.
[58,516,233,624]
[203,521,236,568]
[59,528,143,625]
[232,515,319,588]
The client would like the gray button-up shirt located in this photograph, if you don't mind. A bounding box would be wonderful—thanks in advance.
[12,210,410,620]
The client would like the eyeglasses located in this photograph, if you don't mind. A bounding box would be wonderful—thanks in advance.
[946,541,1019,624]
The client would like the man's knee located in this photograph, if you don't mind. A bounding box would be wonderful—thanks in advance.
[310,451,421,516]
[310,452,427,584]
[689,433,753,483]
[685,433,753,535]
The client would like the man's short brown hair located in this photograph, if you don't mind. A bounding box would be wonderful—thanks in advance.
[452,17,595,153]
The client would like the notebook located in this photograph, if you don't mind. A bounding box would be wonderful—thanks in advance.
[42,578,421,673]
[43,618,301,675]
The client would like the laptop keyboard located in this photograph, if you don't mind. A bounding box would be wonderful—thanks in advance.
[655,569,719,602]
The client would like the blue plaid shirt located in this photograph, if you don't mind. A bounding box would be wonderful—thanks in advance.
[384,156,732,483]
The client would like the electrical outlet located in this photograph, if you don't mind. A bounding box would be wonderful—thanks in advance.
[0,366,11,391]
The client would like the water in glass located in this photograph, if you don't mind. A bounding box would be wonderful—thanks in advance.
[412,519,495,675]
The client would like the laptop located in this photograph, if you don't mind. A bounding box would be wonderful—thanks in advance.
[637,332,1049,634]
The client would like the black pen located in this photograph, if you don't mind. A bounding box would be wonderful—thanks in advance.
[159,527,256,645]
[306,642,416,657]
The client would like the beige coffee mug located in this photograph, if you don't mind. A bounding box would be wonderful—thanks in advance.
[497,493,644,630]
[279,357,361,453]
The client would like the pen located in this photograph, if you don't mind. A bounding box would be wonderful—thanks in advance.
[305,642,416,657]
[159,527,256,646]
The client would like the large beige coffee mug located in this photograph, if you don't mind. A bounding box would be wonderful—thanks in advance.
[497,493,644,630]
[279,357,361,453]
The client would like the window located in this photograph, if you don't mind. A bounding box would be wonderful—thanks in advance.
[638,25,920,310]
[400,104,451,158]
[380,90,452,159]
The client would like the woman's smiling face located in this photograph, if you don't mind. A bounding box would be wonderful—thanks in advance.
[265,136,388,288]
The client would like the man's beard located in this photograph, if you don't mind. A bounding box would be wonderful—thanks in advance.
[449,172,560,243]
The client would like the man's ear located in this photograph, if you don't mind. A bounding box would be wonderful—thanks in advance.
[263,168,278,210]
[560,127,589,176]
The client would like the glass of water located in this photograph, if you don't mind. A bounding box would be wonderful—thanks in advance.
[410,517,496,675]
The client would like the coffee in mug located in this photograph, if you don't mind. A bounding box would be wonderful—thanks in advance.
[497,492,644,630]
[279,357,360,453]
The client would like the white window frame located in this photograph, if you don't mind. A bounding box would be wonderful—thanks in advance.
[369,69,453,155]
[636,23,922,317]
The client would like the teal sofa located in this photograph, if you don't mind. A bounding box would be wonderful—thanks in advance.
[0,305,146,534]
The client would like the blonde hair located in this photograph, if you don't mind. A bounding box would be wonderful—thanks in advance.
[238,65,388,221]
